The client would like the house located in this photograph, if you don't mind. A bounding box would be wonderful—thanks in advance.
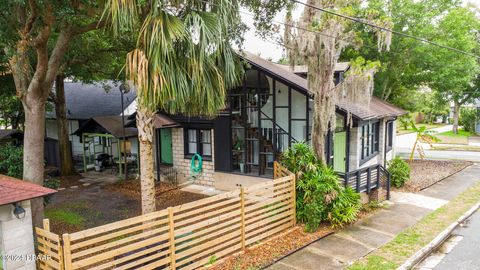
[0,129,23,145]
[45,81,137,170]
[72,116,139,173]
[149,52,405,191]
[0,174,56,270]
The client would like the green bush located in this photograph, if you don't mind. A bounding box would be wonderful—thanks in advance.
[282,142,361,231]
[459,107,478,133]
[398,113,412,130]
[0,143,23,179]
[387,157,410,188]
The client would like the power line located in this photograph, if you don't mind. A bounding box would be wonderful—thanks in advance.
[291,0,480,59]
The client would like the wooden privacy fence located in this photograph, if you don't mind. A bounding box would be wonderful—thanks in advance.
[36,162,295,270]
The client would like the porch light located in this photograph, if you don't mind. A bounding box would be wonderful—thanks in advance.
[12,202,26,219]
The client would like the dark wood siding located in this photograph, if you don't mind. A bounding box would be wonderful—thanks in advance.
[214,115,231,172]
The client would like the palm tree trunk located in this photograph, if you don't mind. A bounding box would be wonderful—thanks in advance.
[136,107,156,214]
[55,75,75,176]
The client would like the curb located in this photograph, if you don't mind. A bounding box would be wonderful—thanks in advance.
[397,201,480,270]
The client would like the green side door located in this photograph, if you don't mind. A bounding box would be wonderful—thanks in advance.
[160,128,173,164]
[333,131,346,173]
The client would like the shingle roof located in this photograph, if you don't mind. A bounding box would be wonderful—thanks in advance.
[241,51,406,120]
[73,116,138,138]
[0,174,56,206]
[46,80,137,120]
[0,129,23,140]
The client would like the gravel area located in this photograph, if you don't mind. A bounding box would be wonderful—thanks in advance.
[400,160,472,192]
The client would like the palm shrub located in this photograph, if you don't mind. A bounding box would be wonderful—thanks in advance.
[0,143,23,179]
[282,142,361,232]
[388,157,410,188]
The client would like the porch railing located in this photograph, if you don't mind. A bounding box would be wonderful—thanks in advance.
[337,164,391,199]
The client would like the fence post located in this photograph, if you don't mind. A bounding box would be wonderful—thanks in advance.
[240,187,246,250]
[376,165,380,188]
[273,161,278,179]
[292,174,296,226]
[43,219,50,231]
[366,167,371,194]
[356,170,361,192]
[62,234,72,270]
[168,207,176,270]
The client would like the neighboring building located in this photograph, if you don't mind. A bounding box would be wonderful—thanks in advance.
[0,129,23,145]
[148,52,405,191]
[45,81,137,170]
[0,174,56,270]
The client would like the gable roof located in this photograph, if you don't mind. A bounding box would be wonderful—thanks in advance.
[240,51,406,120]
[0,174,56,206]
[73,116,138,138]
[47,80,137,120]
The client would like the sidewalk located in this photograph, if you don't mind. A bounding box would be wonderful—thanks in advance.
[265,164,480,270]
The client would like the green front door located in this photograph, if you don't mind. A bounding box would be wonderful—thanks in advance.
[160,128,173,164]
[333,131,347,173]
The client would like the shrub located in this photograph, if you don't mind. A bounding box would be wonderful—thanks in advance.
[0,143,23,179]
[282,142,361,231]
[398,114,412,130]
[388,157,410,188]
[459,107,478,133]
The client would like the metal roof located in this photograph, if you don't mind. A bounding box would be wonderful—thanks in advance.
[46,80,137,120]
[240,51,406,120]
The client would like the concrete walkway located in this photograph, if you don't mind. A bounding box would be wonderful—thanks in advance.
[266,164,480,270]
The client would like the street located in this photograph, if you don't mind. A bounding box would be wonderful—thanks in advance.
[435,209,480,269]
[416,208,480,270]
[396,125,480,162]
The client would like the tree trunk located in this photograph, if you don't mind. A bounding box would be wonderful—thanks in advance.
[136,107,156,214]
[55,75,75,176]
[452,100,460,134]
[23,94,47,227]
[311,94,328,164]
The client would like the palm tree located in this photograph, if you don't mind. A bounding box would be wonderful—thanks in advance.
[410,122,440,161]
[104,0,244,214]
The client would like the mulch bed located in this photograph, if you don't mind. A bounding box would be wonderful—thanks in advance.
[399,160,472,192]
[105,179,208,208]
[206,224,333,270]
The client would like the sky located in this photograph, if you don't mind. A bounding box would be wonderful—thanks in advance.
[241,0,480,62]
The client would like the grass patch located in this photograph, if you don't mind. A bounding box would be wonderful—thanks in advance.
[45,209,85,225]
[437,129,474,137]
[436,129,474,145]
[348,181,480,270]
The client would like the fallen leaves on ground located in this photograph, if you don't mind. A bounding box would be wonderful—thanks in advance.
[206,224,333,270]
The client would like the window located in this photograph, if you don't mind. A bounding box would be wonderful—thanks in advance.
[184,129,212,159]
[360,122,379,162]
[386,121,394,150]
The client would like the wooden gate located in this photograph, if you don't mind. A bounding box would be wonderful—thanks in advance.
[35,219,64,270]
